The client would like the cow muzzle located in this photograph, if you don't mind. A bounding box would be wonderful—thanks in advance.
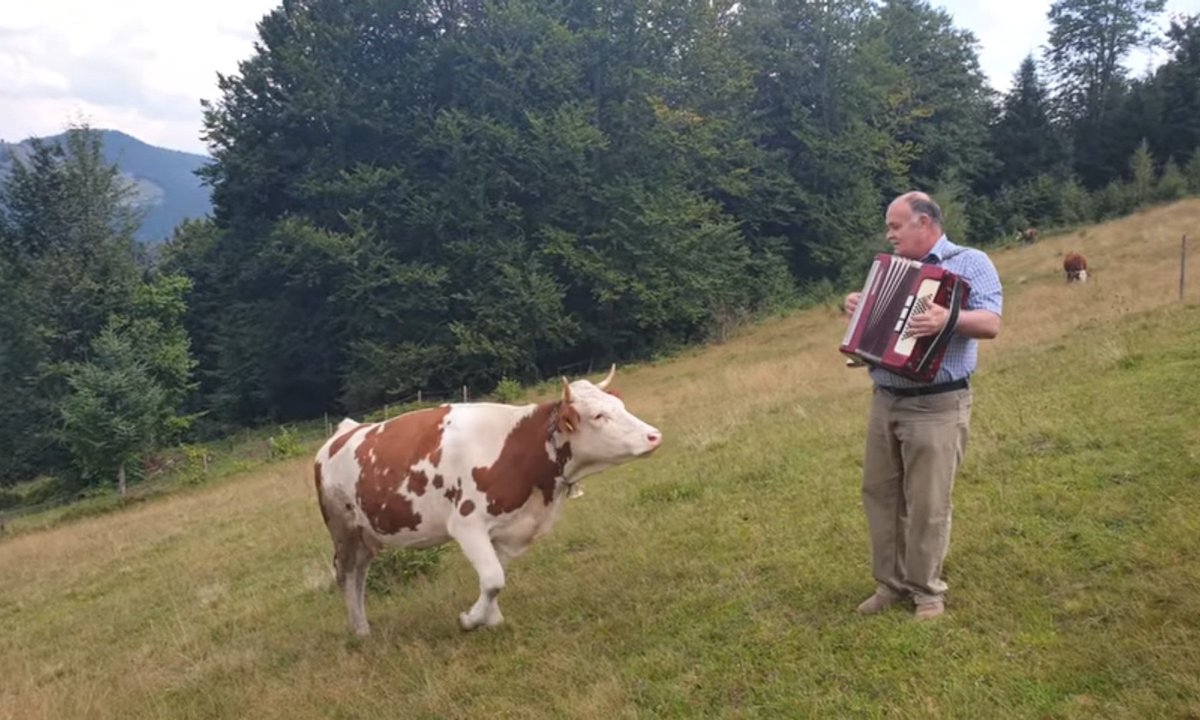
[642,430,663,455]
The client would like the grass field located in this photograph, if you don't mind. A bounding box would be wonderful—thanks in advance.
[3,200,1200,718]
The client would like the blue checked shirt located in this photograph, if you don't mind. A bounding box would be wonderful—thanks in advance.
[870,235,1003,389]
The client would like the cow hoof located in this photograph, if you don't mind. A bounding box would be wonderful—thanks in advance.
[459,611,503,631]
[351,623,371,638]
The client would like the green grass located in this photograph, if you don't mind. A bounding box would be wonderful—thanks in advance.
[3,200,1200,718]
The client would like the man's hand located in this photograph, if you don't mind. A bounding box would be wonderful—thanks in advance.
[907,302,949,338]
[843,292,862,316]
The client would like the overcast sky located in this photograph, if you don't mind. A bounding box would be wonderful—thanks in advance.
[2,0,1197,156]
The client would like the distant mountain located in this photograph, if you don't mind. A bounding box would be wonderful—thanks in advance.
[0,129,213,245]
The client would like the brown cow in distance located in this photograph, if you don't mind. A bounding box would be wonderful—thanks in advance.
[1063,252,1088,283]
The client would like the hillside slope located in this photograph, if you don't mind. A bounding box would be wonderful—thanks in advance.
[1,200,1199,719]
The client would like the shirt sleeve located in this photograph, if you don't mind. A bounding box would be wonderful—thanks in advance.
[960,250,1003,316]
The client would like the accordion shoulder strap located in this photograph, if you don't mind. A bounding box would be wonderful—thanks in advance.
[931,244,969,265]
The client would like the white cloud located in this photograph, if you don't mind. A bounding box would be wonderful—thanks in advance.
[0,0,277,154]
[0,49,71,96]
[944,0,1051,93]
[939,0,1200,95]
[1,0,1197,154]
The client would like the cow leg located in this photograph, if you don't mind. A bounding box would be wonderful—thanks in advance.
[321,486,377,637]
[452,527,506,631]
[336,529,377,637]
[351,544,374,636]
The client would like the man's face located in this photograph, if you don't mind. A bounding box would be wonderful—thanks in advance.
[885,201,930,260]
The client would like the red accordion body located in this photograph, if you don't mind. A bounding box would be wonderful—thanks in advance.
[839,254,971,383]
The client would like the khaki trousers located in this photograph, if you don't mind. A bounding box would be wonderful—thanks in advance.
[862,386,972,606]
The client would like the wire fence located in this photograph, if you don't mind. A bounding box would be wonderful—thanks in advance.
[0,451,217,534]
[0,494,74,532]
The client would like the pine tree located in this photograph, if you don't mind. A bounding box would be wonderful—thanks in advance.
[0,126,196,485]
[1156,158,1189,201]
[60,331,168,496]
[1130,138,1156,206]
[989,55,1068,188]
[1185,147,1200,194]
[0,127,143,484]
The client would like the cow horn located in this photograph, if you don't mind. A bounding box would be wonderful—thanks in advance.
[558,377,577,433]
[596,364,616,390]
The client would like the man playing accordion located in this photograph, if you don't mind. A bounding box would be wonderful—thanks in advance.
[842,191,1003,620]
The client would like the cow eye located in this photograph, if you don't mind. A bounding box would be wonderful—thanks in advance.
[593,413,607,421]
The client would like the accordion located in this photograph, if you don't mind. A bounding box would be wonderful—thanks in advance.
[839,253,970,383]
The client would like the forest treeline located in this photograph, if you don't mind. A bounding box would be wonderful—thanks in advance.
[2,0,1198,490]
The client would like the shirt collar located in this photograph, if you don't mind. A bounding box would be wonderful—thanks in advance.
[923,234,953,264]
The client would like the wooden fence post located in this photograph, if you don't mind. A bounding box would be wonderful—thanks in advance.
[462,385,468,402]
[1181,235,1189,303]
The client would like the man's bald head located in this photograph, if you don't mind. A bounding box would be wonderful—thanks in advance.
[886,191,944,260]
[891,192,943,230]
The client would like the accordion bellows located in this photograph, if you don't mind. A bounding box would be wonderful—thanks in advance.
[840,254,971,383]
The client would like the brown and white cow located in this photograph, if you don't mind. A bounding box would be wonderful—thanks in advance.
[313,366,661,636]
[1014,228,1038,244]
[1063,252,1088,283]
